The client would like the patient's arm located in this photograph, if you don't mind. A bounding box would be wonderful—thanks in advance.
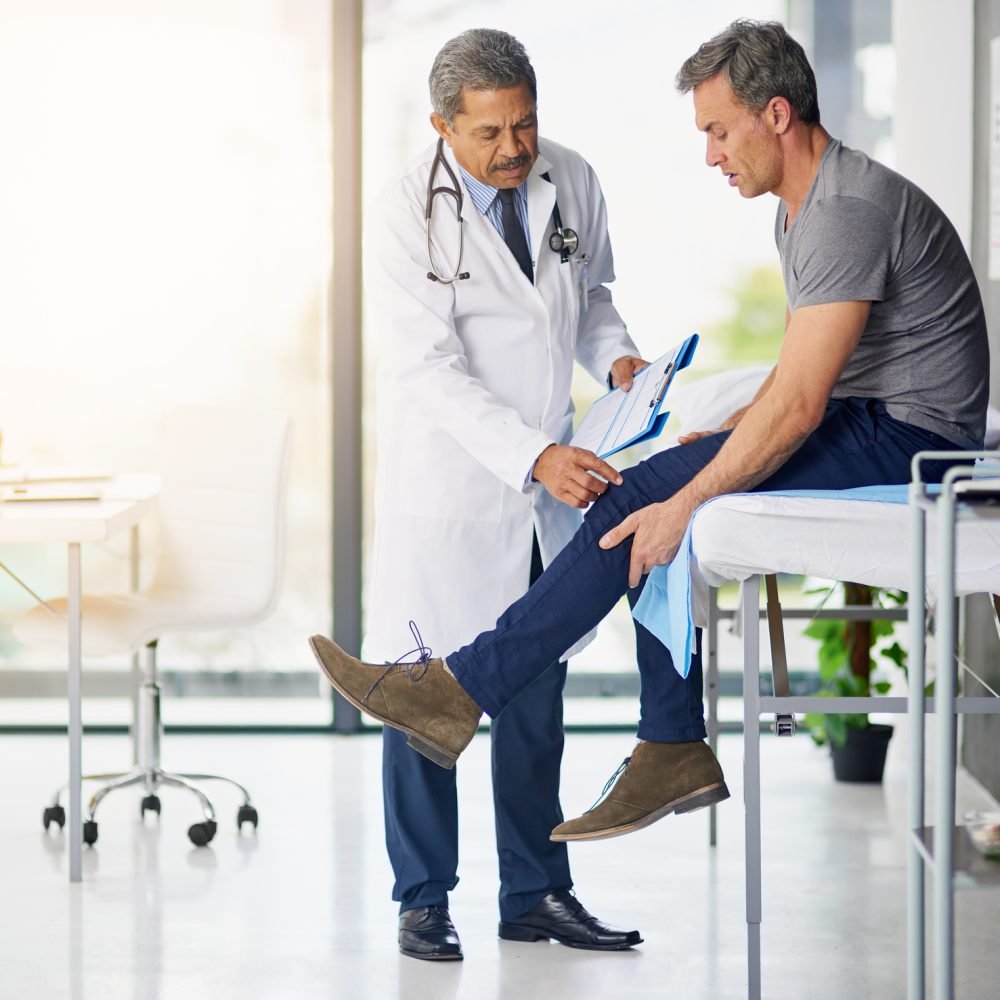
[602,299,870,586]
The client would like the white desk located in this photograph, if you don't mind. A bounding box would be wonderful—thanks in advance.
[0,478,157,882]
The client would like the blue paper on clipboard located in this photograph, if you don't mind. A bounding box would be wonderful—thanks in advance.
[570,334,699,459]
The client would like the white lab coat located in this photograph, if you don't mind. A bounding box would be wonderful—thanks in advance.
[363,137,638,663]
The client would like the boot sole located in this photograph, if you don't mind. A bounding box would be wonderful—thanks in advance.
[550,781,731,842]
[308,637,458,769]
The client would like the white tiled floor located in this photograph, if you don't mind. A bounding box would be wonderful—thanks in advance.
[3,725,998,1000]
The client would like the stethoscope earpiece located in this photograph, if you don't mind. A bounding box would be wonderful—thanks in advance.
[426,271,469,282]
[425,138,469,284]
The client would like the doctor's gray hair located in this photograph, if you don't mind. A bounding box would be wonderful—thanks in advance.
[675,19,820,125]
[429,28,537,125]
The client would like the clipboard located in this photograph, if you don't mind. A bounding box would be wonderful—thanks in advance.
[570,333,698,459]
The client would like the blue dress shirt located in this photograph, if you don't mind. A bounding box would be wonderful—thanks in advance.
[459,166,531,247]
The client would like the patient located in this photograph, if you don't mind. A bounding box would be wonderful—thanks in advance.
[311,19,988,842]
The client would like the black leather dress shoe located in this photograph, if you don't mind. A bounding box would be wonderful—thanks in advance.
[498,889,642,951]
[398,905,463,961]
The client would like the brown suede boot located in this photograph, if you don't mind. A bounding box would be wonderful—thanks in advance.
[308,635,482,768]
[550,740,729,841]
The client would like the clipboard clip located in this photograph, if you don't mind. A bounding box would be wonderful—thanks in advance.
[648,362,674,408]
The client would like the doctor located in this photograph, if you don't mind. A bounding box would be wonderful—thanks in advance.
[364,28,646,961]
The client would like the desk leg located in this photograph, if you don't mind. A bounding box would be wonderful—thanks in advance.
[67,542,82,883]
[129,525,140,766]
[743,576,762,1000]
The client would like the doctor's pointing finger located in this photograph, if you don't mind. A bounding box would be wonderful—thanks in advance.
[532,444,623,509]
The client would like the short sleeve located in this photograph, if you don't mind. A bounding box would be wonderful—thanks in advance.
[791,195,893,307]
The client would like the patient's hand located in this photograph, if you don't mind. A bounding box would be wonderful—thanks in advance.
[677,405,749,446]
[598,497,694,588]
[677,428,723,445]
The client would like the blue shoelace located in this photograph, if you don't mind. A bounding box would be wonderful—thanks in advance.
[362,620,432,703]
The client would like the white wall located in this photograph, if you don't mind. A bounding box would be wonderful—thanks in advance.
[892,0,975,246]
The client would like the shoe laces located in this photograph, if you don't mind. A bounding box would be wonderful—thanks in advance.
[550,888,588,919]
[363,620,432,703]
[585,756,631,814]
[402,904,452,930]
[421,904,451,922]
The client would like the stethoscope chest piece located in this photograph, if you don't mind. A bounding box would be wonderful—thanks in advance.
[548,226,579,258]
[541,171,579,263]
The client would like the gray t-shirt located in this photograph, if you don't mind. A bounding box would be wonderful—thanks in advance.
[776,139,988,449]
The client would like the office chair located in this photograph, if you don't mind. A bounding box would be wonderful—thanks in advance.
[16,406,293,846]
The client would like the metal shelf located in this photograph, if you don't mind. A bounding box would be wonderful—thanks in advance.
[908,452,1000,999]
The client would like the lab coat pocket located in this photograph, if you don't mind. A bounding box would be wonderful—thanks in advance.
[571,254,589,314]
[391,420,504,524]
[555,257,581,348]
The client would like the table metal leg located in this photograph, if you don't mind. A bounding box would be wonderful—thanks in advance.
[743,575,762,1000]
[707,586,720,847]
[67,542,82,883]
[934,488,958,1000]
[907,491,926,1000]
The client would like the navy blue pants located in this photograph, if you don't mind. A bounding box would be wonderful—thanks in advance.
[383,537,571,922]
[449,399,961,739]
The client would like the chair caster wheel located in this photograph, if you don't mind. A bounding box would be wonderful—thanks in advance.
[141,794,161,817]
[237,805,258,830]
[187,820,217,847]
[83,820,99,846]
[43,805,66,831]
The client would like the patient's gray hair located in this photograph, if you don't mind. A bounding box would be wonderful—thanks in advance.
[429,28,537,125]
[675,19,820,125]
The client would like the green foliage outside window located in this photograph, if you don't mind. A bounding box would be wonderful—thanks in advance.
[708,265,786,364]
[802,583,911,747]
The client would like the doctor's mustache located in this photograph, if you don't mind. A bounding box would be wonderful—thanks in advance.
[490,154,532,173]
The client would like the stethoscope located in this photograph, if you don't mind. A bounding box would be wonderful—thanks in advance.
[544,176,578,263]
[425,138,579,283]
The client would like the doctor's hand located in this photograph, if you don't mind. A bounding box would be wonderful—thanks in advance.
[599,496,695,588]
[609,355,651,392]
[533,445,623,509]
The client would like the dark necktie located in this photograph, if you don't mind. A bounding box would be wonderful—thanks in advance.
[498,187,533,283]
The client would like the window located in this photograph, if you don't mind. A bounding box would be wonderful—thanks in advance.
[0,2,333,726]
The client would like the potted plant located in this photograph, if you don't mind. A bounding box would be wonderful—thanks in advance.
[802,583,908,783]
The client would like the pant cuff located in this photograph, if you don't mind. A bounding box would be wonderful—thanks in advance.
[396,880,456,913]
[635,723,707,743]
[448,653,501,718]
[500,883,574,923]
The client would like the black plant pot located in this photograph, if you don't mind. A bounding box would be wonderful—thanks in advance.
[830,723,894,783]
